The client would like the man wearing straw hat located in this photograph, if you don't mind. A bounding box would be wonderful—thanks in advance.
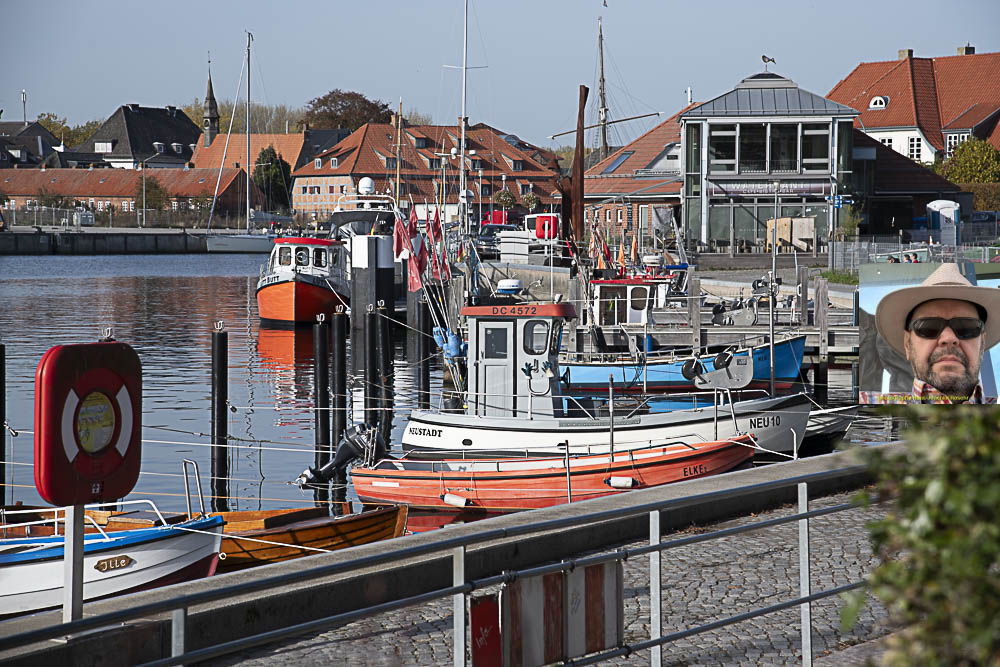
[874,263,1000,404]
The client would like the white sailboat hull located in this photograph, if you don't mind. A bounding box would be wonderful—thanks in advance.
[400,393,811,458]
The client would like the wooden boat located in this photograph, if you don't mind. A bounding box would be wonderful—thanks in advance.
[211,505,407,572]
[256,237,350,325]
[88,505,408,573]
[0,507,223,616]
[351,436,753,512]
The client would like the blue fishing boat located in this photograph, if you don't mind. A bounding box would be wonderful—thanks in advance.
[560,333,806,393]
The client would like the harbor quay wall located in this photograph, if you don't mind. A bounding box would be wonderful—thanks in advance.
[0,229,208,255]
[0,448,878,666]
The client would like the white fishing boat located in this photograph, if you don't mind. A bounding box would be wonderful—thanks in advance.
[0,501,223,617]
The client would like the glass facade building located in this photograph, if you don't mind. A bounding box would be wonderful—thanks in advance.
[680,73,858,251]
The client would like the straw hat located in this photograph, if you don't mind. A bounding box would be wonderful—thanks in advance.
[875,263,1000,356]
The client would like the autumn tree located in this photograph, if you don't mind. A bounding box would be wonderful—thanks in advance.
[36,113,103,147]
[404,108,434,125]
[253,145,292,211]
[135,174,169,212]
[939,138,1000,183]
[180,98,305,135]
[303,89,391,131]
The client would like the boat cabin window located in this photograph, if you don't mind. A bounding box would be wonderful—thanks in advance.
[483,327,508,359]
[523,319,550,355]
[313,248,327,267]
[295,247,309,267]
[629,286,649,311]
[278,246,292,266]
[550,322,563,353]
[599,286,627,325]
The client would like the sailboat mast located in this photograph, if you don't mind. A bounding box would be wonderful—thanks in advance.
[458,0,468,235]
[246,31,253,233]
[394,98,402,206]
[597,17,609,163]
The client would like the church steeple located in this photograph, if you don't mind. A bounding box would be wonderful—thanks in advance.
[203,53,220,147]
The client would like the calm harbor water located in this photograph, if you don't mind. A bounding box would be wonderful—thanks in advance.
[0,254,434,513]
[0,254,874,516]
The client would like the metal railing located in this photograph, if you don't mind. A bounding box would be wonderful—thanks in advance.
[0,465,877,666]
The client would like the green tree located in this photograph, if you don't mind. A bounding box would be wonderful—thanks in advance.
[940,138,1000,183]
[252,145,292,211]
[843,407,1000,664]
[135,174,169,211]
[303,89,391,131]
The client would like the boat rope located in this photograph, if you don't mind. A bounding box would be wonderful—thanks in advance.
[176,526,349,556]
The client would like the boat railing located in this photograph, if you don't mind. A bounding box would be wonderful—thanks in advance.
[0,498,174,541]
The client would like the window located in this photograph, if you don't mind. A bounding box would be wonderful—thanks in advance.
[769,124,798,172]
[946,133,969,157]
[519,183,531,195]
[329,185,335,194]
[708,124,736,173]
[868,96,889,110]
[522,320,550,355]
[340,185,347,194]
[312,248,327,267]
[511,160,523,171]
[880,137,893,149]
[314,158,322,169]
[294,247,309,266]
[171,201,178,211]
[908,137,921,160]
[385,157,397,169]
[629,286,649,311]
[301,186,307,194]
[330,157,338,168]
[414,137,427,148]
[605,209,612,223]
[153,142,165,153]
[428,158,441,169]
[471,159,484,170]
[802,123,830,172]
[94,142,112,153]
[739,124,766,173]
[484,327,508,359]
[601,151,634,174]
[311,186,320,194]
[171,143,183,153]
[278,246,292,266]
[97,200,104,211]
[480,183,492,196]
[617,209,623,224]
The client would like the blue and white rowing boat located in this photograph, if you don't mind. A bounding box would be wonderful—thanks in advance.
[0,505,223,617]
[560,333,806,393]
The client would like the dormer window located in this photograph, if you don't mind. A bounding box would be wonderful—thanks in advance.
[868,96,889,110]
[171,143,183,153]
[414,137,427,149]
[315,158,322,169]
[153,142,165,153]
[428,158,441,170]
[511,159,524,171]
[330,157,339,169]
[386,157,398,169]
[471,158,484,170]
[94,142,112,153]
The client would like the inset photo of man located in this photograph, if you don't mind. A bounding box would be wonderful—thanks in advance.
[858,262,1000,404]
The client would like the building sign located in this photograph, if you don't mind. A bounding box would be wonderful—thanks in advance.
[707,180,831,197]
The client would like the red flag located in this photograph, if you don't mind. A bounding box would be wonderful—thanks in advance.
[407,205,419,237]
[431,206,442,239]
[392,216,407,259]
[426,212,442,281]
[407,253,424,292]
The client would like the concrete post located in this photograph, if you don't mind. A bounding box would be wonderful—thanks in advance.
[687,277,701,351]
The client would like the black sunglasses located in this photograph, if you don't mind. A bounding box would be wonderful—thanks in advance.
[908,317,985,340]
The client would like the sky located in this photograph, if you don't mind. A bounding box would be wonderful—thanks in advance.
[2,0,999,150]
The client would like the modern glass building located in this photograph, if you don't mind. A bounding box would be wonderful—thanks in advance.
[680,72,858,251]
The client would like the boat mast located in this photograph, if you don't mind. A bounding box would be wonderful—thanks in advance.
[246,31,253,233]
[597,17,609,163]
[458,0,468,235]
[394,98,402,206]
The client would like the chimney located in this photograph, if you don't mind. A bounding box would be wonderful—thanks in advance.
[458,116,469,131]
[167,105,176,116]
[898,49,913,60]
[957,44,975,56]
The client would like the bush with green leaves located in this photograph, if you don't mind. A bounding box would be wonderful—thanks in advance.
[844,406,1000,665]
[493,189,515,210]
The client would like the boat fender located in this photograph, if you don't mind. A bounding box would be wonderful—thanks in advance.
[432,326,447,349]
[443,332,467,360]
[605,476,637,489]
[680,359,704,381]
[441,493,469,508]
[714,351,733,370]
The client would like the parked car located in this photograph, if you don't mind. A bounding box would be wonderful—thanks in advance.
[476,224,519,258]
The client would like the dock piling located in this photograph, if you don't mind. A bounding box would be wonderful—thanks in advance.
[364,309,378,427]
[210,323,230,513]
[313,317,331,506]
[375,303,393,443]
[417,296,431,409]
[687,277,701,351]
[331,309,348,507]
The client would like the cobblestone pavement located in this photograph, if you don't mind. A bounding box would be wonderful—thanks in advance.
[218,488,889,666]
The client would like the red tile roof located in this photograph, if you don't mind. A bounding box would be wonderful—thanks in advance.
[828,50,1000,152]
[0,167,244,198]
[942,103,1000,131]
[582,105,695,200]
[291,122,562,205]
[191,133,307,172]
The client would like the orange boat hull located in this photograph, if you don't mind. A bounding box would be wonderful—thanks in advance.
[351,437,753,512]
[256,277,348,325]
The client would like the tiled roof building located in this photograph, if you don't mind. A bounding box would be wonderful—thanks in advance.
[291,119,562,220]
[79,104,201,169]
[827,46,1000,162]
[0,167,259,215]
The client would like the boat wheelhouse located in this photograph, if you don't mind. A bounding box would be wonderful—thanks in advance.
[256,237,349,325]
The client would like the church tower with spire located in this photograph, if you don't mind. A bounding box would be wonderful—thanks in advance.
[203,55,220,147]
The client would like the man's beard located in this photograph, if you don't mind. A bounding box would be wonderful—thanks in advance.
[916,346,980,397]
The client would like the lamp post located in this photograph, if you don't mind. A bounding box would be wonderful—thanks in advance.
[770,179,780,396]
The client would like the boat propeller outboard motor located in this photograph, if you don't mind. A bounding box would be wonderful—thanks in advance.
[293,423,387,488]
